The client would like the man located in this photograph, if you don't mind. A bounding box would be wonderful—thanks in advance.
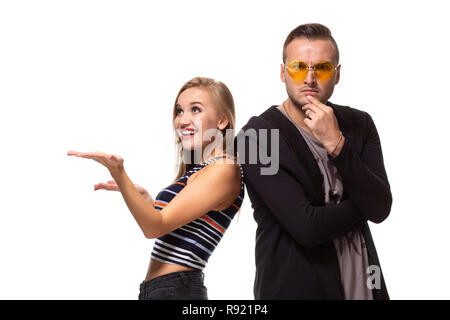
[236,23,392,299]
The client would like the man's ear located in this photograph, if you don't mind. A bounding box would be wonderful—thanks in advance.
[280,63,286,83]
[335,64,341,85]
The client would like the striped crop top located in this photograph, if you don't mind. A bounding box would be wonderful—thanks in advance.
[150,155,245,271]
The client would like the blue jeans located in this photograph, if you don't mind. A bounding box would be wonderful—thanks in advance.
[138,270,208,300]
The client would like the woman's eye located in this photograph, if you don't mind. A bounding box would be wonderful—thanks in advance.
[192,106,201,113]
[175,108,183,115]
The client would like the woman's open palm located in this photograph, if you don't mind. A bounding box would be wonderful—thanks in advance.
[94,180,151,202]
[68,150,153,203]
[67,150,124,172]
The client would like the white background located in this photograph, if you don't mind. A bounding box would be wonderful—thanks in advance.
[0,0,449,299]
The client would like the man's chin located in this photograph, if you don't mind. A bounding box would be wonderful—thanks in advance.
[291,96,310,108]
[298,94,325,105]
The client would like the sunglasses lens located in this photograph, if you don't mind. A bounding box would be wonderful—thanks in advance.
[314,62,335,80]
[287,60,308,81]
[287,60,336,81]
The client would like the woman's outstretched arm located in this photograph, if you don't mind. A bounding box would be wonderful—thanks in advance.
[68,150,240,238]
[94,179,154,205]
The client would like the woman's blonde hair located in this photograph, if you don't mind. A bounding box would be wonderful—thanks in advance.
[173,77,236,180]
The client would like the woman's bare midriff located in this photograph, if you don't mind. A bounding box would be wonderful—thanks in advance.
[144,258,196,281]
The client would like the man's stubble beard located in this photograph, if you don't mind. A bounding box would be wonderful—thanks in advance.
[286,85,334,111]
[286,88,306,112]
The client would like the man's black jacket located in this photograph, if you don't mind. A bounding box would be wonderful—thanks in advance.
[236,102,392,299]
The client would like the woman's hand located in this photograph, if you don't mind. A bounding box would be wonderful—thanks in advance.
[67,150,124,174]
[94,180,153,204]
[68,149,162,238]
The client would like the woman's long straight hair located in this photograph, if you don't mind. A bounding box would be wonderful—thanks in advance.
[173,77,236,181]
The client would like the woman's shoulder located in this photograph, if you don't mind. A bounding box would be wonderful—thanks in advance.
[192,155,242,184]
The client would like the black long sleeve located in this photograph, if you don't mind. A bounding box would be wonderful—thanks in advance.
[239,118,364,249]
[240,104,392,299]
[330,112,392,223]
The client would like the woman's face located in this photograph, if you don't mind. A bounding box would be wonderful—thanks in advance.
[174,87,228,152]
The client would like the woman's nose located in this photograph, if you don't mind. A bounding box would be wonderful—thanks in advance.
[178,112,192,127]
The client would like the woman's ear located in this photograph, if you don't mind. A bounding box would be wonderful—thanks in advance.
[218,118,229,131]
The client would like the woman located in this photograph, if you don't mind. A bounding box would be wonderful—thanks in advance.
[67,77,244,300]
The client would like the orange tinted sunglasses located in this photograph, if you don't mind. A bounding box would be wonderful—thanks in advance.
[285,60,339,82]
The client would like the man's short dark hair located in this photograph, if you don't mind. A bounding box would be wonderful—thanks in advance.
[282,23,339,65]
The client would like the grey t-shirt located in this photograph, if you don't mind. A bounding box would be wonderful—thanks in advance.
[277,106,373,300]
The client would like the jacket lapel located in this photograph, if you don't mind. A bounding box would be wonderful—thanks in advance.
[327,101,358,156]
[260,105,324,204]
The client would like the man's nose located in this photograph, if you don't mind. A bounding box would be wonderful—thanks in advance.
[304,68,316,85]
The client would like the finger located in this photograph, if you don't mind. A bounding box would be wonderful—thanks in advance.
[305,109,314,119]
[94,183,118,191]
[301,104,316,112]
[107,180,116,184]
[67,150,84,157]
[302,102,322,112]
[68,150,100,157]
[306,95,328,112]
[75,152,109,163]
[110,154,123,162]
[303,116,313,128]
[306,95,322,106]
[96,182,115,187]
[80,151,106,158]
[68,151,91,158]
[302,104,319,119]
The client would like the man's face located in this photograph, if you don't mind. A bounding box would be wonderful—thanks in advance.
[280,38,340,107]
